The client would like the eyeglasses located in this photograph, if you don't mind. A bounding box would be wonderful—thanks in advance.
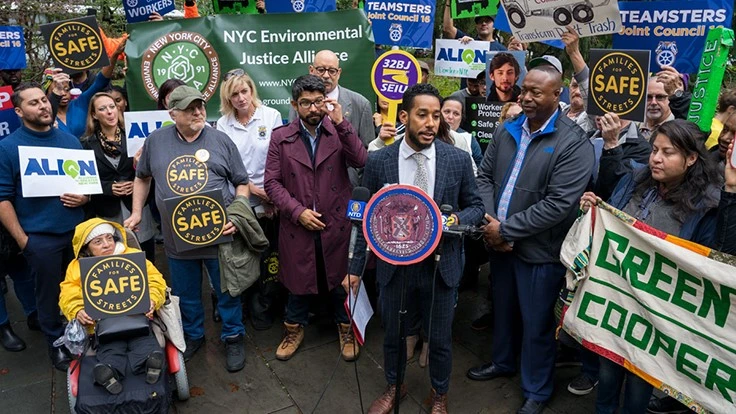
[96,103,117,113]
[224,68,246,81]
[647,94,668,102]
[89,234,114,247]
[313,66,339,76]
[183,102,206,114]
[297,98,325,109]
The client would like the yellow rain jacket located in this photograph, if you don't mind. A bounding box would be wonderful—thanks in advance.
[59,218,167,331]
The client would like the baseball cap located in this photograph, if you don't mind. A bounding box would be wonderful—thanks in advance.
[528,55,563,74]
[168,85,205,110]
[475,15,494,24]
[418,60,430,73]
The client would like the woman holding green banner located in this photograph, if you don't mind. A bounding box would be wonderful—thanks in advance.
[579,119,736,413]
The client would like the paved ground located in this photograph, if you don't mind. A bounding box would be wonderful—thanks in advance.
[0,254,596,414]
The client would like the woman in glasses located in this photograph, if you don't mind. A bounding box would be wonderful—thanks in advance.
[81,93,157,262]
[216,70,282,329]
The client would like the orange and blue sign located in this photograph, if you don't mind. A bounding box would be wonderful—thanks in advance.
[363,184,442,265]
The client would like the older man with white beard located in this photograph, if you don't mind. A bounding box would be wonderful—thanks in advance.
[639,77,675,140]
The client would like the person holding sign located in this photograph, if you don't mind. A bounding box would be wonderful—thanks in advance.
[0,83,90,371]
[124,86,250,373]
[81,92,156,261]
[59,219,167,395]
[578,120,724,413]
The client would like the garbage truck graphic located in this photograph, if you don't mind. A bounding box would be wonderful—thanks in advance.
[502,0,611,29]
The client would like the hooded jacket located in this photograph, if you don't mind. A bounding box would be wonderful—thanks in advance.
[218,196,269,296]
[59,218,167,330]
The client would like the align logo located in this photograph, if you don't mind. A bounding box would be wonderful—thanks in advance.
[24,158,98,184]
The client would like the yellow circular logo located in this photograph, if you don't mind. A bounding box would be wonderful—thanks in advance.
[50,21,104,71]
[171,194,227,246]
[591,52,645,116]
[83,257,147,316]
[166,155,209,196]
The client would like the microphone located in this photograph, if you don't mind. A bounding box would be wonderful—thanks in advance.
[440,204,484,238]
[347,187,371,260]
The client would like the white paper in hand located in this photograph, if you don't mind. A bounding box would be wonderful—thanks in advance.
[344,280,373,345]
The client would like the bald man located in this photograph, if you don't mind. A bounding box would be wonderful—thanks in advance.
[289,50,375,148]
[471,66,595,414]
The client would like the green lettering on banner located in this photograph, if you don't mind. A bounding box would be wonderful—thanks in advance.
[687,28,734,132]
[601,300,627,337]
[647,252,676,301]
[676,343,708,385]
[596,230,630,275]
[672,268,700,314]
[621,246,650,291]
[699,279,736,329]
[125,10,375,120]
[705,358,736,403]
[577,291,606,326]
[648,327,677,358]
[624,313,653,351]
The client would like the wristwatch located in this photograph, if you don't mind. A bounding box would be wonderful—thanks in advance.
[672,89,684,99]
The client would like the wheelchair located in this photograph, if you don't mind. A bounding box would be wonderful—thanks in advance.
[66,229,190,414]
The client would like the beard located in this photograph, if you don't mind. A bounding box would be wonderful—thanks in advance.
[26,112,53,129]
[407,131,433,150]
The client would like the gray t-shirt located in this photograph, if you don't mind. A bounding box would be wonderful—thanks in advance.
[137,125,249,259]
[448,88,471,101]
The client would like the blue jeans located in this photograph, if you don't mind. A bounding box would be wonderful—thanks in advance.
[167,257,244,340]
[596,357,653,414]
[0,255,36,325]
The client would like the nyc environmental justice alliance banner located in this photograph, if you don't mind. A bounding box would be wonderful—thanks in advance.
[562,202,736,413]
[125,9,375,119]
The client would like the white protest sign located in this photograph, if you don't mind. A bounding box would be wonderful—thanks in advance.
[562,204,736,413]
[125,110,173,157]
[19,146,102,197]
[434,39,491,78]
[501,0,622,42]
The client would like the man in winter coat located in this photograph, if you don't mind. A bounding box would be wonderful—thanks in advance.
[264,75,367,362]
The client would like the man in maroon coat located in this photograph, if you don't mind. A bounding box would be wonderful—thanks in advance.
[264,75,367,361]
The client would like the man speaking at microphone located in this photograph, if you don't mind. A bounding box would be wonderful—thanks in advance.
[343,84,484,414]
[265,75,367,362]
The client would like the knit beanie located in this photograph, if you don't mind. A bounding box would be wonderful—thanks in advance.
[84,223,115,246]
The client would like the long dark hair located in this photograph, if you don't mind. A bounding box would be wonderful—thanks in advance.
[636,119,720,222]
[157,79,186,110]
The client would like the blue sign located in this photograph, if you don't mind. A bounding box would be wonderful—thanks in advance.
[613,0,733,74]
[0,26,26,70]
[123,0,176,23]
[365,0,435,49]
[0,85,19,140]
[266,0,336,13]
[346,200,366,220]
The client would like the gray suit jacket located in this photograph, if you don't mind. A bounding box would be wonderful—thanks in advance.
[349,139,485,288]
[288,85,375,146]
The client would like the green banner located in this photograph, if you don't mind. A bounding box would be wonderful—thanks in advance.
[687,27,735,133]
[125,10,376,119]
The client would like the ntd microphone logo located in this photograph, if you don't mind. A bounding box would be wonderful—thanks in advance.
[346,200,366,220]
[24,158,97,179]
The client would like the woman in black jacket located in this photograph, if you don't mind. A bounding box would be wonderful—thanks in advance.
[80,92,156,261]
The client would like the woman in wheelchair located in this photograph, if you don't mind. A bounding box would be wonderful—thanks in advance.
[59,218,168,395]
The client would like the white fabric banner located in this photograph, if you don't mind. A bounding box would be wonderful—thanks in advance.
[562,205,736,413]
[124,110,173,157]
[434,39,490,78]
[19,146,102,197]
[500,0,622,42]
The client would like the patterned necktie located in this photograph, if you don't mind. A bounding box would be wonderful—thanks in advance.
[411,152,428,192]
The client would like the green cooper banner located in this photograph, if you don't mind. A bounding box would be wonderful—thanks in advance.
[125,10,375,119]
